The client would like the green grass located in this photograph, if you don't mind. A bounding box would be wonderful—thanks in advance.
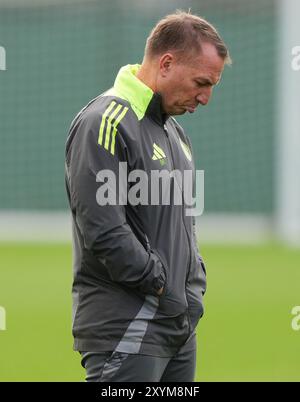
[196,243,300,382]
[0,242,300,382]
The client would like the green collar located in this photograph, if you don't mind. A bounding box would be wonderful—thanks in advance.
[113,64,154,120]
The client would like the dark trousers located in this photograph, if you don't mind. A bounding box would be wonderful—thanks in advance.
[80,345,196,382]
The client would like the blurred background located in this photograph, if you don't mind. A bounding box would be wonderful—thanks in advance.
[0,0,299,381]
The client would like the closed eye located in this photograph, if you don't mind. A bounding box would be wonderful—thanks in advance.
[195,80,212,88]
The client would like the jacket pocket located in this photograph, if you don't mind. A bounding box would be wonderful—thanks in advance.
[153,249,190,317]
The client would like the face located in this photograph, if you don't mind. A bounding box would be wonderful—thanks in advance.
[157,42,225,115]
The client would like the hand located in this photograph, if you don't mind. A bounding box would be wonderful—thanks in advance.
[157,287,164,296]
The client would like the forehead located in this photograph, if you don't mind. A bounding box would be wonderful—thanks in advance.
[184,43,225,81]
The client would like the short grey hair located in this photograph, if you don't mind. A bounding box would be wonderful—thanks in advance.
[145,10,231,65]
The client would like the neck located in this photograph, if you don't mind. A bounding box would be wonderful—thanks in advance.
[136,61,158,93]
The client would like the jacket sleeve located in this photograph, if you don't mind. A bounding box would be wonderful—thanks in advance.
[66,107,166,296]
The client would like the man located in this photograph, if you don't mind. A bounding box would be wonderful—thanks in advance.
[65,11,230,382]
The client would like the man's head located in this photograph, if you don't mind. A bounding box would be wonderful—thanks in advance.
[138,11,231,116]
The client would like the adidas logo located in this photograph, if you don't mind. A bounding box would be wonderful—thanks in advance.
[152,143,167,166]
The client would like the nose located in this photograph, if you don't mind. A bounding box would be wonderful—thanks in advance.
[196,87,212,106]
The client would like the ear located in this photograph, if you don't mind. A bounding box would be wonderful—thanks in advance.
[159,53,174,77]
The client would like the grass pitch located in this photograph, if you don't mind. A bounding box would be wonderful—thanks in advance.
[0,242,299,381]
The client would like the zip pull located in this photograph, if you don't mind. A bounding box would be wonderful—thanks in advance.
[163,124,169,137]
[144,233,151,252]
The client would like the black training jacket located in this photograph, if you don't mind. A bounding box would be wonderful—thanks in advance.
[65,64,207,357]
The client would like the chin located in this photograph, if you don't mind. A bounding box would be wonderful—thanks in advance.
[176,110,187,116]
[172,111,186,116]
[169,107,186,116]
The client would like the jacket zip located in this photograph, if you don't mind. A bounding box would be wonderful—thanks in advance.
[163,123,192,336]
[163,123,192,278]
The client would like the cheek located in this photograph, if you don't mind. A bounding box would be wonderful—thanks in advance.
[174,85,196,103]
[169,80,190,99]
[164,84,181,103]
[163,76,193,104]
